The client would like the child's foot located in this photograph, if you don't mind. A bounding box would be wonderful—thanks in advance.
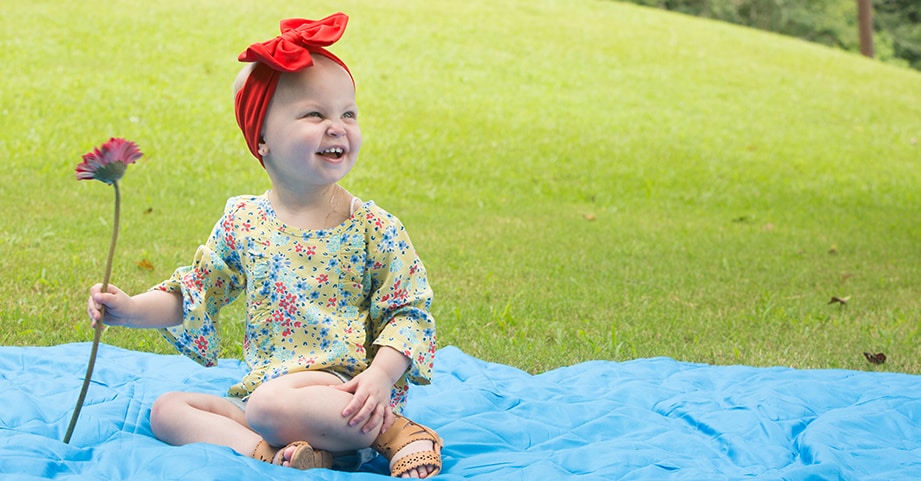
[252,439,333,470]
[391,439,438,478]
[372,415,443,478]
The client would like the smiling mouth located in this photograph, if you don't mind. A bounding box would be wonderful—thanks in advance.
[319,147,345,160]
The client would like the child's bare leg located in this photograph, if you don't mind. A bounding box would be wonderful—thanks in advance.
[150,375,438,477]
[247,372,438,477]
[244,370,379,452]
[150,391,262,456]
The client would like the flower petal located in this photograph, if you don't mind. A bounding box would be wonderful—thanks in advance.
[75,138,143,183]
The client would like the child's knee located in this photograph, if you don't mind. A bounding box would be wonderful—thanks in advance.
[243,385,284,432]
[149,391,186,437]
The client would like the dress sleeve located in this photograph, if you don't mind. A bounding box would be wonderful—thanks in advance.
[152,202,246,367]
[366,212,436,386]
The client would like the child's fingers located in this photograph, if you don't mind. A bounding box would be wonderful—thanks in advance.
[87,283,122,326]
[360,403,385,434]
[336,379,363,417]
[380,408,395,433]
[87,296,99,323]
[335,377,358,394]
[87,287,105,322]
[89,284,112,306]
[94,284,124,299]
[346,393,387,434]
[334,379,369,426]
[335,373,390,433]
[346,393,374,426]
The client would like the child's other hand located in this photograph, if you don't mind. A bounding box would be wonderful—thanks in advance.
[335,366,395,434]
[87,283,133,327]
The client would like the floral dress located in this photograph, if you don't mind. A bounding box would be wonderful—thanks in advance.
[152,193,436,411]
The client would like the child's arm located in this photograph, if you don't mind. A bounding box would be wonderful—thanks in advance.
[335,346,410,434]
[88,283,183,329]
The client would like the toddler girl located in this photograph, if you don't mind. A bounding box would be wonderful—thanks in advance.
[87,12,442,479]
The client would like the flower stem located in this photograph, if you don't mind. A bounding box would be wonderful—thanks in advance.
[64,181,120,444]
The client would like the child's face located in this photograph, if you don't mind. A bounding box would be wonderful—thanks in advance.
[259,56,361,190]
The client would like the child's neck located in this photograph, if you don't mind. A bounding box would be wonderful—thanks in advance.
[267,184,353,230]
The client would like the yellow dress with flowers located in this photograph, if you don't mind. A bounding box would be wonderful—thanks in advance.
[153,193,436,411]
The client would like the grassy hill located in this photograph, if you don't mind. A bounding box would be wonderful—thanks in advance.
[1,0,919,373]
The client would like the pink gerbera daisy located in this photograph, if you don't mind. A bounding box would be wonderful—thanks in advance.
[75,137,143,184]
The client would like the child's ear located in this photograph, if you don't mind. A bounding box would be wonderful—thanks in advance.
[257,137,269,156]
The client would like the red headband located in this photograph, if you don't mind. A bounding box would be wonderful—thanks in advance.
[234,13,353,164]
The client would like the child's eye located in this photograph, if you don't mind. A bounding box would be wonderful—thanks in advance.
[303,111,323,119]
[343,111,357,120]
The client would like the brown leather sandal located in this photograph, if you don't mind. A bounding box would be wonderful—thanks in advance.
[372,415,443,477]
[252,439,333,470]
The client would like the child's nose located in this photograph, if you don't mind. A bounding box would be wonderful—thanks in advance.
[326,122,347,137]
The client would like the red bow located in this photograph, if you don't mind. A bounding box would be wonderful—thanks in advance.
[234,13,353,165]
[239,13,350,72]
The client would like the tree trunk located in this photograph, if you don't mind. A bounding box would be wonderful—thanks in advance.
[857,0,874,58]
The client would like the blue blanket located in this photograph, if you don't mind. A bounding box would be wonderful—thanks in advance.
[2,343,920,480]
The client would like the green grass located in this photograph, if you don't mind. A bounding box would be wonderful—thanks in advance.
[2,0,920,375]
